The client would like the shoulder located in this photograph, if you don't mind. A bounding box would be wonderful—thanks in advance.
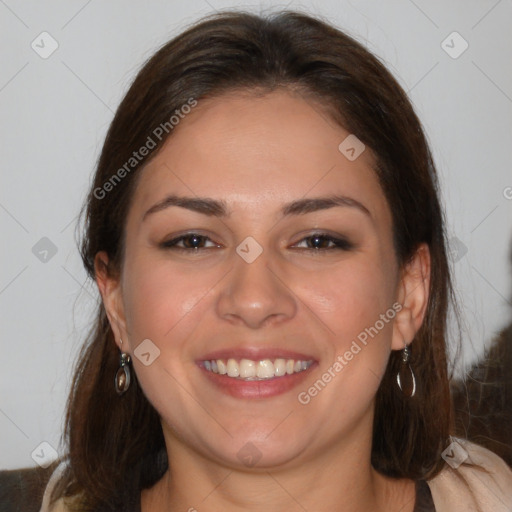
[427,438,512,512]
[47,497,73,512]
[38,459,76,512]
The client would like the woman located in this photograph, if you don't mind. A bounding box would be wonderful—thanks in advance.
[31,9,512,512]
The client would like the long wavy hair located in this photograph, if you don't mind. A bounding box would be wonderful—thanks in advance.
[51,10,455,511]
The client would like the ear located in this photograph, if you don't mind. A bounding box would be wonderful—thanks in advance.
[94,251,127,352]
[391,243,431,351]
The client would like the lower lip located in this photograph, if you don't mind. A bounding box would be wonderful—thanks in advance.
[198,363,318,399]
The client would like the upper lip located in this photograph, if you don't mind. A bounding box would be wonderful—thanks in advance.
[198,347,317,362]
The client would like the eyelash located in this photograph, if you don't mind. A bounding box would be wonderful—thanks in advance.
[160,232,353,253]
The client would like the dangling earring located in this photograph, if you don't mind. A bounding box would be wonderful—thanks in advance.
[396,343,416,397]
[115,338,131,395]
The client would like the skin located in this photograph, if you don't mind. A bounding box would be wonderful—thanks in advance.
[96,89,430,512]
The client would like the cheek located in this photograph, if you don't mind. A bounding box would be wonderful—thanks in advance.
[298,257,396,345]
[121,255,214,349]
[120,256,219,421]
[294,262,397,428]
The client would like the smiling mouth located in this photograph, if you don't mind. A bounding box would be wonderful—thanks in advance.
[201,357,314,381]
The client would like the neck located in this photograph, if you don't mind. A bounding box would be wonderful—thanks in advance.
[141,427,416,512]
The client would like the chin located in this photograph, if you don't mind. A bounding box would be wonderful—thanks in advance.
[206,427,313,471]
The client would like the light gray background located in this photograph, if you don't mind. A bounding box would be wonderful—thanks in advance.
[1,0,511,469]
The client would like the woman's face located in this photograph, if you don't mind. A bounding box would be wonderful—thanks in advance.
[100,89,426,470]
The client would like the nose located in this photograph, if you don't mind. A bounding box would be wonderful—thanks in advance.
[215,245,297,329]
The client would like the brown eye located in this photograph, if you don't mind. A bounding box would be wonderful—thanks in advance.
[161,233,220,250]
[293,233,353,251]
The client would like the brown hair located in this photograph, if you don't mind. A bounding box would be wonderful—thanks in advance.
[52,10,454,510]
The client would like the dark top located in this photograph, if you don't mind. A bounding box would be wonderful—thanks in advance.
[414,480,436,512]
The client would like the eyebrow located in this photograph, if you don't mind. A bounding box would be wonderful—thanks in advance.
[142,194,371,220]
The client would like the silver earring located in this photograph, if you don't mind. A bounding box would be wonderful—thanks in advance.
[115,339,131,395]
[396,344,416,397]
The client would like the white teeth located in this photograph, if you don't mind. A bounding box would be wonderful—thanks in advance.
[217,359,227,375]
[203,357,313,380]
[240,359,256,378]
[227,358,239,377]
[256,359,274,379]
[274,358,286,376]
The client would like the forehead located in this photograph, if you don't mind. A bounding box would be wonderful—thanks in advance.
[129,89,390,224]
